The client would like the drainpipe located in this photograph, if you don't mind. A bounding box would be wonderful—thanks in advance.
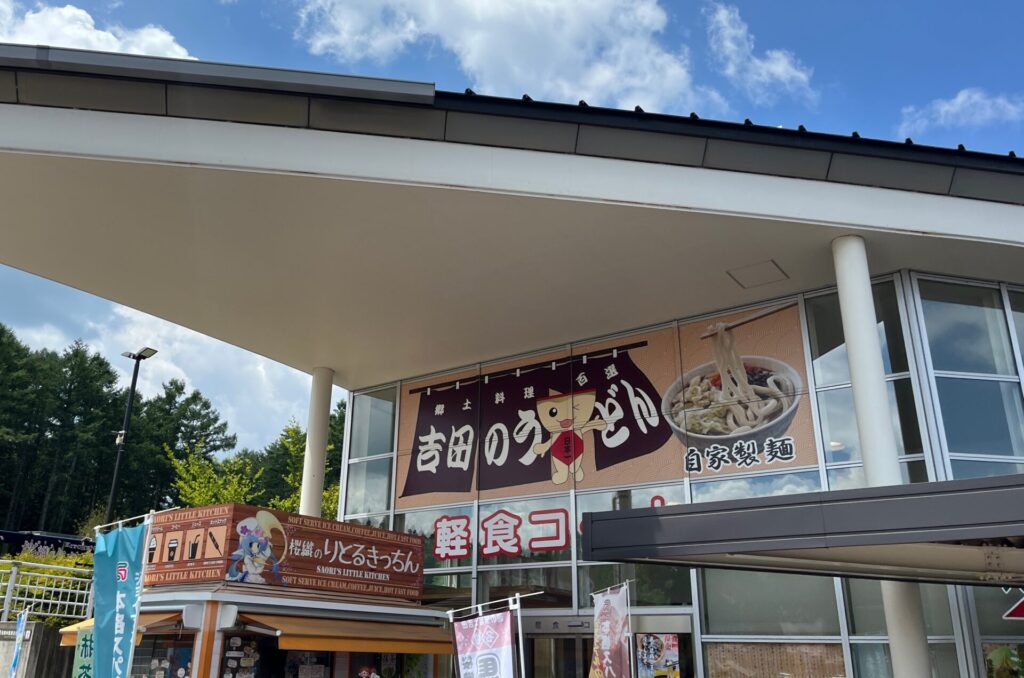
[832,235,931,677]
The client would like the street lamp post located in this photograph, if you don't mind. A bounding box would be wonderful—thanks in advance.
[104,347,157,524]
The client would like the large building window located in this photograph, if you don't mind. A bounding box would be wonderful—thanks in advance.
[701,569,840,636]
[690,468,820,502]
[394,505,475,569]
[961,586,1024,678]
[344,456,393,516]
[804,280,928,489]
[916,279,1024,478]
[477,566,573,609]
[342,273,1024,678]
[344,385,397,525]
[578,563,692,608]
[849,643,959,678]
[422,572,473,610]
[844,579,953,637]
[349,387,397,459]
[575,484,691,610]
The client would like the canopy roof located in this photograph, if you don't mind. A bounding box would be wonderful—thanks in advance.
[582,473,1024,586]
[240,613,452,654]
[58,611,181,647]
[1,44,1023,389]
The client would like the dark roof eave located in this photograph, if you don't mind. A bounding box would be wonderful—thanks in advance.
[435,90,1024,176]
[0,42,435,104]
[0,41,1020,181]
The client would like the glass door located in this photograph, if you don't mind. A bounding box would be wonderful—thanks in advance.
[528,637,581,678]
[526,632,696,678]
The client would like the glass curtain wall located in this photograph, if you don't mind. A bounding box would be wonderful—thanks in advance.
[914,279,1024,678]
[804,280,929,489]
[343,386,398,527]
[340,271,1024,678]
[914,277,1024,480]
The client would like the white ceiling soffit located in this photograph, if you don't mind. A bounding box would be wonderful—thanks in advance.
[0,106,1023,388]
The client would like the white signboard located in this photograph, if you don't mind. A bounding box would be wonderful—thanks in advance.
[453,611,516,678]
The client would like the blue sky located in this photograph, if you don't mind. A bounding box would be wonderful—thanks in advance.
[0,0,1022,452]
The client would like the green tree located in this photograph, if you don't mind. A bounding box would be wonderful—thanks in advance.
[0,323,354,528]
[249,413,344,518]
[321,482,340,522]
[267,421,307,513]
[0,325,40,529]
[39,340,121,532]
[326,399,347,483]
[122,379,238,515]
[169,444,263,507]
[3,336,122,534]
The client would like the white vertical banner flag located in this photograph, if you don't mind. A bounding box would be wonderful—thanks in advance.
[589,584,632,678]
[453,610,517,678]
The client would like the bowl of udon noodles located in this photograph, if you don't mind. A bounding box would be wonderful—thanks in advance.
[662,326,803,452]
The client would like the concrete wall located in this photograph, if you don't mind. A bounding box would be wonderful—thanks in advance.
[0,621,74,678]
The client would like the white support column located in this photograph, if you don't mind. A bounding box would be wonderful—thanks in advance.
[299,366,335,517]
[832,235,931,678]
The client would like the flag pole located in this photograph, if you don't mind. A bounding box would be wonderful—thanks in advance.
[448,592,538,678]
[123,511,154,675]
[447,590,544,620]
[625,582,636,678]
[512,593,527,678]
[93,506,179,533]
[589,578,636,599]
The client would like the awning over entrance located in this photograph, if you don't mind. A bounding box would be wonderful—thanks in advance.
[239,613,453,655]
[58,611,181,647]
[582,473,1024,586]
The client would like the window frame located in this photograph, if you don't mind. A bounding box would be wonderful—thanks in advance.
[801,274,935,491]
[340,382,400,528]
[911,273,1024,477]
[337,270,1024,678]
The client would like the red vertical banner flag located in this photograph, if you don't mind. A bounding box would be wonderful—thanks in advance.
[589,584,632,678]
[453,610,517,678]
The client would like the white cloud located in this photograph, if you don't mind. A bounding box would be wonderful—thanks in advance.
[705,2,816,107]
[898,88,1024,139]
[81,305,345,453]
[15,302,345,454]
[295,0,727,115]
[0,0,191,58]
[11,322,70,351]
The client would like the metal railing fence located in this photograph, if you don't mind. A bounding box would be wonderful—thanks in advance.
[0,559,93,622]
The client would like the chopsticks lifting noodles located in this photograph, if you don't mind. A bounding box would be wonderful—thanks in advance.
[699,301,799,340]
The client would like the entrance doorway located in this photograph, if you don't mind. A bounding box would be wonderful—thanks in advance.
[526,632,695,678]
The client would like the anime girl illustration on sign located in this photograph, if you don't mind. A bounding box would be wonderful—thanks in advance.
[225,510,287,585]
[532,389,607,484]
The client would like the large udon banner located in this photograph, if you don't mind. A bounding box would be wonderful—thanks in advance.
[395,303,816,509]
[673,302,817,478]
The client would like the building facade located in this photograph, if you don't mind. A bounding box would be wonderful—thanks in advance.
[2,42,1024,678]
[339,271,1024,678]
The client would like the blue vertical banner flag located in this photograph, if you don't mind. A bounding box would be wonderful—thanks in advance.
[8,609,27,678]
[93,522,148,678]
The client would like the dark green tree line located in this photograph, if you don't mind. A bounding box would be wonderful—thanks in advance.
[0,323,347,534]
